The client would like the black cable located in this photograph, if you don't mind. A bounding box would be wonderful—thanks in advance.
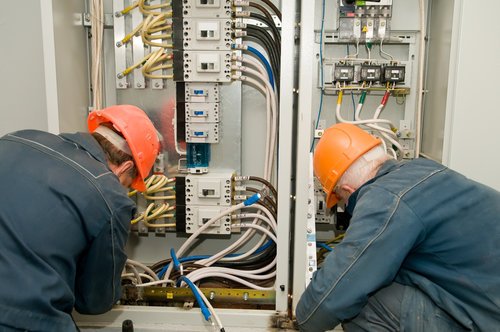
[244,27,281,93]
[256,0,282,21]
[245,187,277,215]
[249,12,281,45]
[248,176,278,200]
[249,2,274,22]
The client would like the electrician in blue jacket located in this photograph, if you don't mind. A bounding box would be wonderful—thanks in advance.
[296,123,500,331]
[0,105,159,331]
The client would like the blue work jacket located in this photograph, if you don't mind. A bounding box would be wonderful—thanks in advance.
[296,158,500,331]
[0,130,135,331]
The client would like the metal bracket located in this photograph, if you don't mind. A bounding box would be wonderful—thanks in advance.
[80,13,114,28]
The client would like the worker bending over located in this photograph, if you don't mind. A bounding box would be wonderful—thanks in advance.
[297,123,500,331]
[0,105,159,331]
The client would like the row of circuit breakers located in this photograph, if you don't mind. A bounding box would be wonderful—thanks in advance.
[125,2,241,236]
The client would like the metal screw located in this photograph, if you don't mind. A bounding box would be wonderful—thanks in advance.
[307,228,312,233]
[118,83,123,87]
[84,13,90,22]
[243,292,249,301]
[155,82,160,88]
[114,11,121,18]
[116,41,123,48]
[307,213,312,219]
[209,291,215,300]
[136,83,142,88]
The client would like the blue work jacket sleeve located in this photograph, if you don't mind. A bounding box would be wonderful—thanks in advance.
[296,186,425,331]
[74,206,132,315]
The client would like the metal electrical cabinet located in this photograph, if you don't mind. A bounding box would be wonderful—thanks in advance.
[75,0,295,331]
[3,0,500,331]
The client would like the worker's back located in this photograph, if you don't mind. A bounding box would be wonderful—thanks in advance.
[0,130,135,331]
[298,158,500,331]
[362,158,500,331]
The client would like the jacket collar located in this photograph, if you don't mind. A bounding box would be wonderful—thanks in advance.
[346,159,405,215]
[59,132,108,165]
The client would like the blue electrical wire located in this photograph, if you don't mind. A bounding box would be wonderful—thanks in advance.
[247,46,275,89]
[310,0,326,152]
[170,248,181,270]
[179,276,212,322]
[317,242,333,252]
[351,90,356,120]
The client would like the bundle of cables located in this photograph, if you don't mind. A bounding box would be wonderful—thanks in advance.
[129,174,176,229]
[123,184,277,332]
[334,89,403,159]
[229,1,282,184]
[115,0,173,80]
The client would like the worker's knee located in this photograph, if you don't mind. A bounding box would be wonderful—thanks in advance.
[342,282,467,332]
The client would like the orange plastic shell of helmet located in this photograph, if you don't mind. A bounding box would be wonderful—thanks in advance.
[313,123,381,208]
[88,105,160,192]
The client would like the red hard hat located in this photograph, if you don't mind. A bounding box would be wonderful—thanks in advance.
[88,105,160,192]
[314,123,381,208]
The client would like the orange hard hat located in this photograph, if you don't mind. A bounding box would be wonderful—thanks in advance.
[88,105,160,192]
[314,123,381,208]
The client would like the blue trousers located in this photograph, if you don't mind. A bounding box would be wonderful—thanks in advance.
[342,282,468,332]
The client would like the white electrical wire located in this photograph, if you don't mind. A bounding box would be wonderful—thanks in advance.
[135,279,176,287]
[186,272,276,291]
[415,0,426,156]
[126,259,160,281]
[163,202,246,280]
[90,0,104,110]
[197,286,224,331]
[121,273,156,283]
[233,213,277,232]
[232,66,277,182]
[173,107,187,155]
[338,97,403,153]
[379,39,395,61]
[199,204,276,265]
[232,223,277,243]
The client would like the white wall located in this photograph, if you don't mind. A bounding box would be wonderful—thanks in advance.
[0,1,89,137]
[0,2,49,136]
[443,0,500,190]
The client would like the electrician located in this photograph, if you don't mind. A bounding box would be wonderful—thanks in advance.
[296,123,500,331]
[0,105,159,331]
